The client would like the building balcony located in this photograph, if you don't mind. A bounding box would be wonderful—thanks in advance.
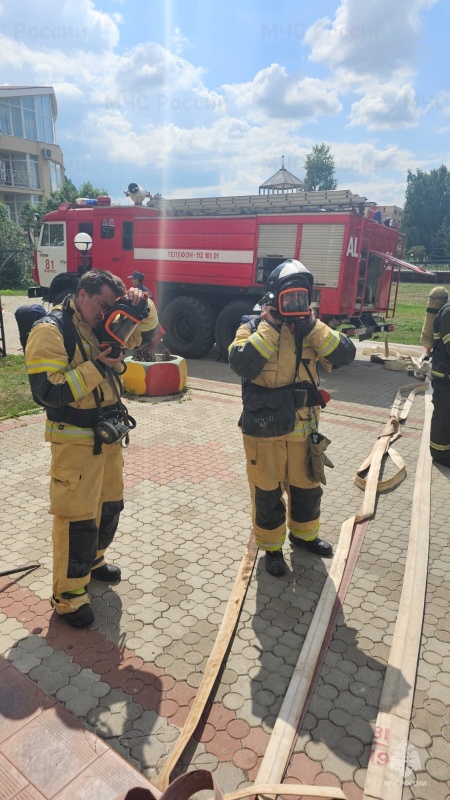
[0,168,40,190]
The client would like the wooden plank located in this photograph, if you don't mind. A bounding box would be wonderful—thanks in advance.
[155,537,258,790]
[225,785,347,799]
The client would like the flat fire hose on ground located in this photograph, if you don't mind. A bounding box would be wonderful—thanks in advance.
[153,382,426,800]
[363,384,432,800]
[255,383,426,800]
[119,770,347,799]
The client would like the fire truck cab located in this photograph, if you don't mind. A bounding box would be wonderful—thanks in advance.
[29,188,428,358]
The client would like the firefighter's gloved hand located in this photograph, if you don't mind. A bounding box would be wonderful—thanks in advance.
[294,309,316,336]
[260,305,282,331]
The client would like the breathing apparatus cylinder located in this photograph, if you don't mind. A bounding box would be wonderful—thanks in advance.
[421,286,449,350]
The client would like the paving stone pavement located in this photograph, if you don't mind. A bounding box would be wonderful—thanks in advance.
[0,341,449,800]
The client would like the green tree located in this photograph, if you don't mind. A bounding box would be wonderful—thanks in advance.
[20,178,108,231]
[401,165,450,254]
[407,245,427,262]
[303,143,337,191]
[0,205,34,289]
[437,214,450,260]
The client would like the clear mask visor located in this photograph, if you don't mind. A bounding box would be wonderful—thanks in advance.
[102,297,149,346]
[278,287,310,318]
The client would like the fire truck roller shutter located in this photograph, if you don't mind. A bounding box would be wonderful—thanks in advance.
[161,295,216,358]
[50,274,80,306]
[215,300,256,359]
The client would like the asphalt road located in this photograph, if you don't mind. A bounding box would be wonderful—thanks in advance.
[1,293,424,408]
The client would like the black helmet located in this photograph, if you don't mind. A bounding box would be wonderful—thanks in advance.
[264,259,314,319]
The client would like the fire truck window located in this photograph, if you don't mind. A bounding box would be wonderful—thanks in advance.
[101,218,115,239]
[48,224,64,247]
[78,222,93,237]
[123,221,134,251]
[40,223,49,247]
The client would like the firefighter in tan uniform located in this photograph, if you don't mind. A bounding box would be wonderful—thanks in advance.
[229,260,356,576]
[25,271,144,627]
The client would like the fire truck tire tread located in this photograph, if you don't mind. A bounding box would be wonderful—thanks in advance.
[215,300,256,358]
[162,296,215,358]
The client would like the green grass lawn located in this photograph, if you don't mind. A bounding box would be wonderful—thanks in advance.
[0,281,448,420]
[0,354,41,420]
[388,282,450,345]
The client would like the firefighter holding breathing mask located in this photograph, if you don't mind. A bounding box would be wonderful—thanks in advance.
[229,260,356,576]
[25,270,148,627]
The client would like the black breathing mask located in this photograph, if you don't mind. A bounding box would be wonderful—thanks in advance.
[97,295,149,357]
[94,405,136,445]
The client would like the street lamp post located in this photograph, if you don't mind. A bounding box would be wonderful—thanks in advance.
[73,232,93,272]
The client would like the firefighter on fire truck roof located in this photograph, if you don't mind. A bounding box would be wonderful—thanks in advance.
[228,259,356,576]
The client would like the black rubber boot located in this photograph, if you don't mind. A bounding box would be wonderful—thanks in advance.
[264,549,287,576]
[60,603,94,628]
[289,532,333,558]
[91,563,121,583]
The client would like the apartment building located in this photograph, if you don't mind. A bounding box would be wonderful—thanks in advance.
[0,86,64,223]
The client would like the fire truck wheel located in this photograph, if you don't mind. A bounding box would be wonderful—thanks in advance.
[215,301,256,358]
[162,296,216,358]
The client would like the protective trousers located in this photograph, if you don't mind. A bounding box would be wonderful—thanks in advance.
[243,434,323,551]
[430,383,450,467]
[49,440,124,615]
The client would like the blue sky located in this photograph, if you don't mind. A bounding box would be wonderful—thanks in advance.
[1,0,449,206]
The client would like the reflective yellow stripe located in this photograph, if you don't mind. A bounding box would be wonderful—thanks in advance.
[45,420,94,442]
[292,417,318,438]
[256,538,285,551]
[442,332,450,344]
[289,520,320,542]
[315,329,340,358]
[65,368,88,400]
[431,370,445,378]
[249,331,276,359]
[430,440,450,451]
[27,359,67,374]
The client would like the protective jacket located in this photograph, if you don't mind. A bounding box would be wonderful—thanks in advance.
[25,298,141,446]
[429,301,450,466]
[229,315,355,552]
[431,301,450,384]
[229,317,355,439]
[139,297,159,342]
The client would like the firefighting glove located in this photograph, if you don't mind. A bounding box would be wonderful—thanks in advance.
[306,432,334,485]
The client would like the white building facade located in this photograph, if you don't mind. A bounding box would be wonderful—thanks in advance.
[0,86,64,223]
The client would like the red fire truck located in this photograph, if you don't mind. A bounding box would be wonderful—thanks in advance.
[29,186,428,357]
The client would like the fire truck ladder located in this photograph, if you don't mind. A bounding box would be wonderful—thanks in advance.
[354,218,374,315]
[386,231,407,320]
[150,189,368,217]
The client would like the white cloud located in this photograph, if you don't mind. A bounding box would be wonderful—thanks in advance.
[0,0,121,52]
[304,0,437,78]
[350,83,423,129]
[223,64,342,122]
